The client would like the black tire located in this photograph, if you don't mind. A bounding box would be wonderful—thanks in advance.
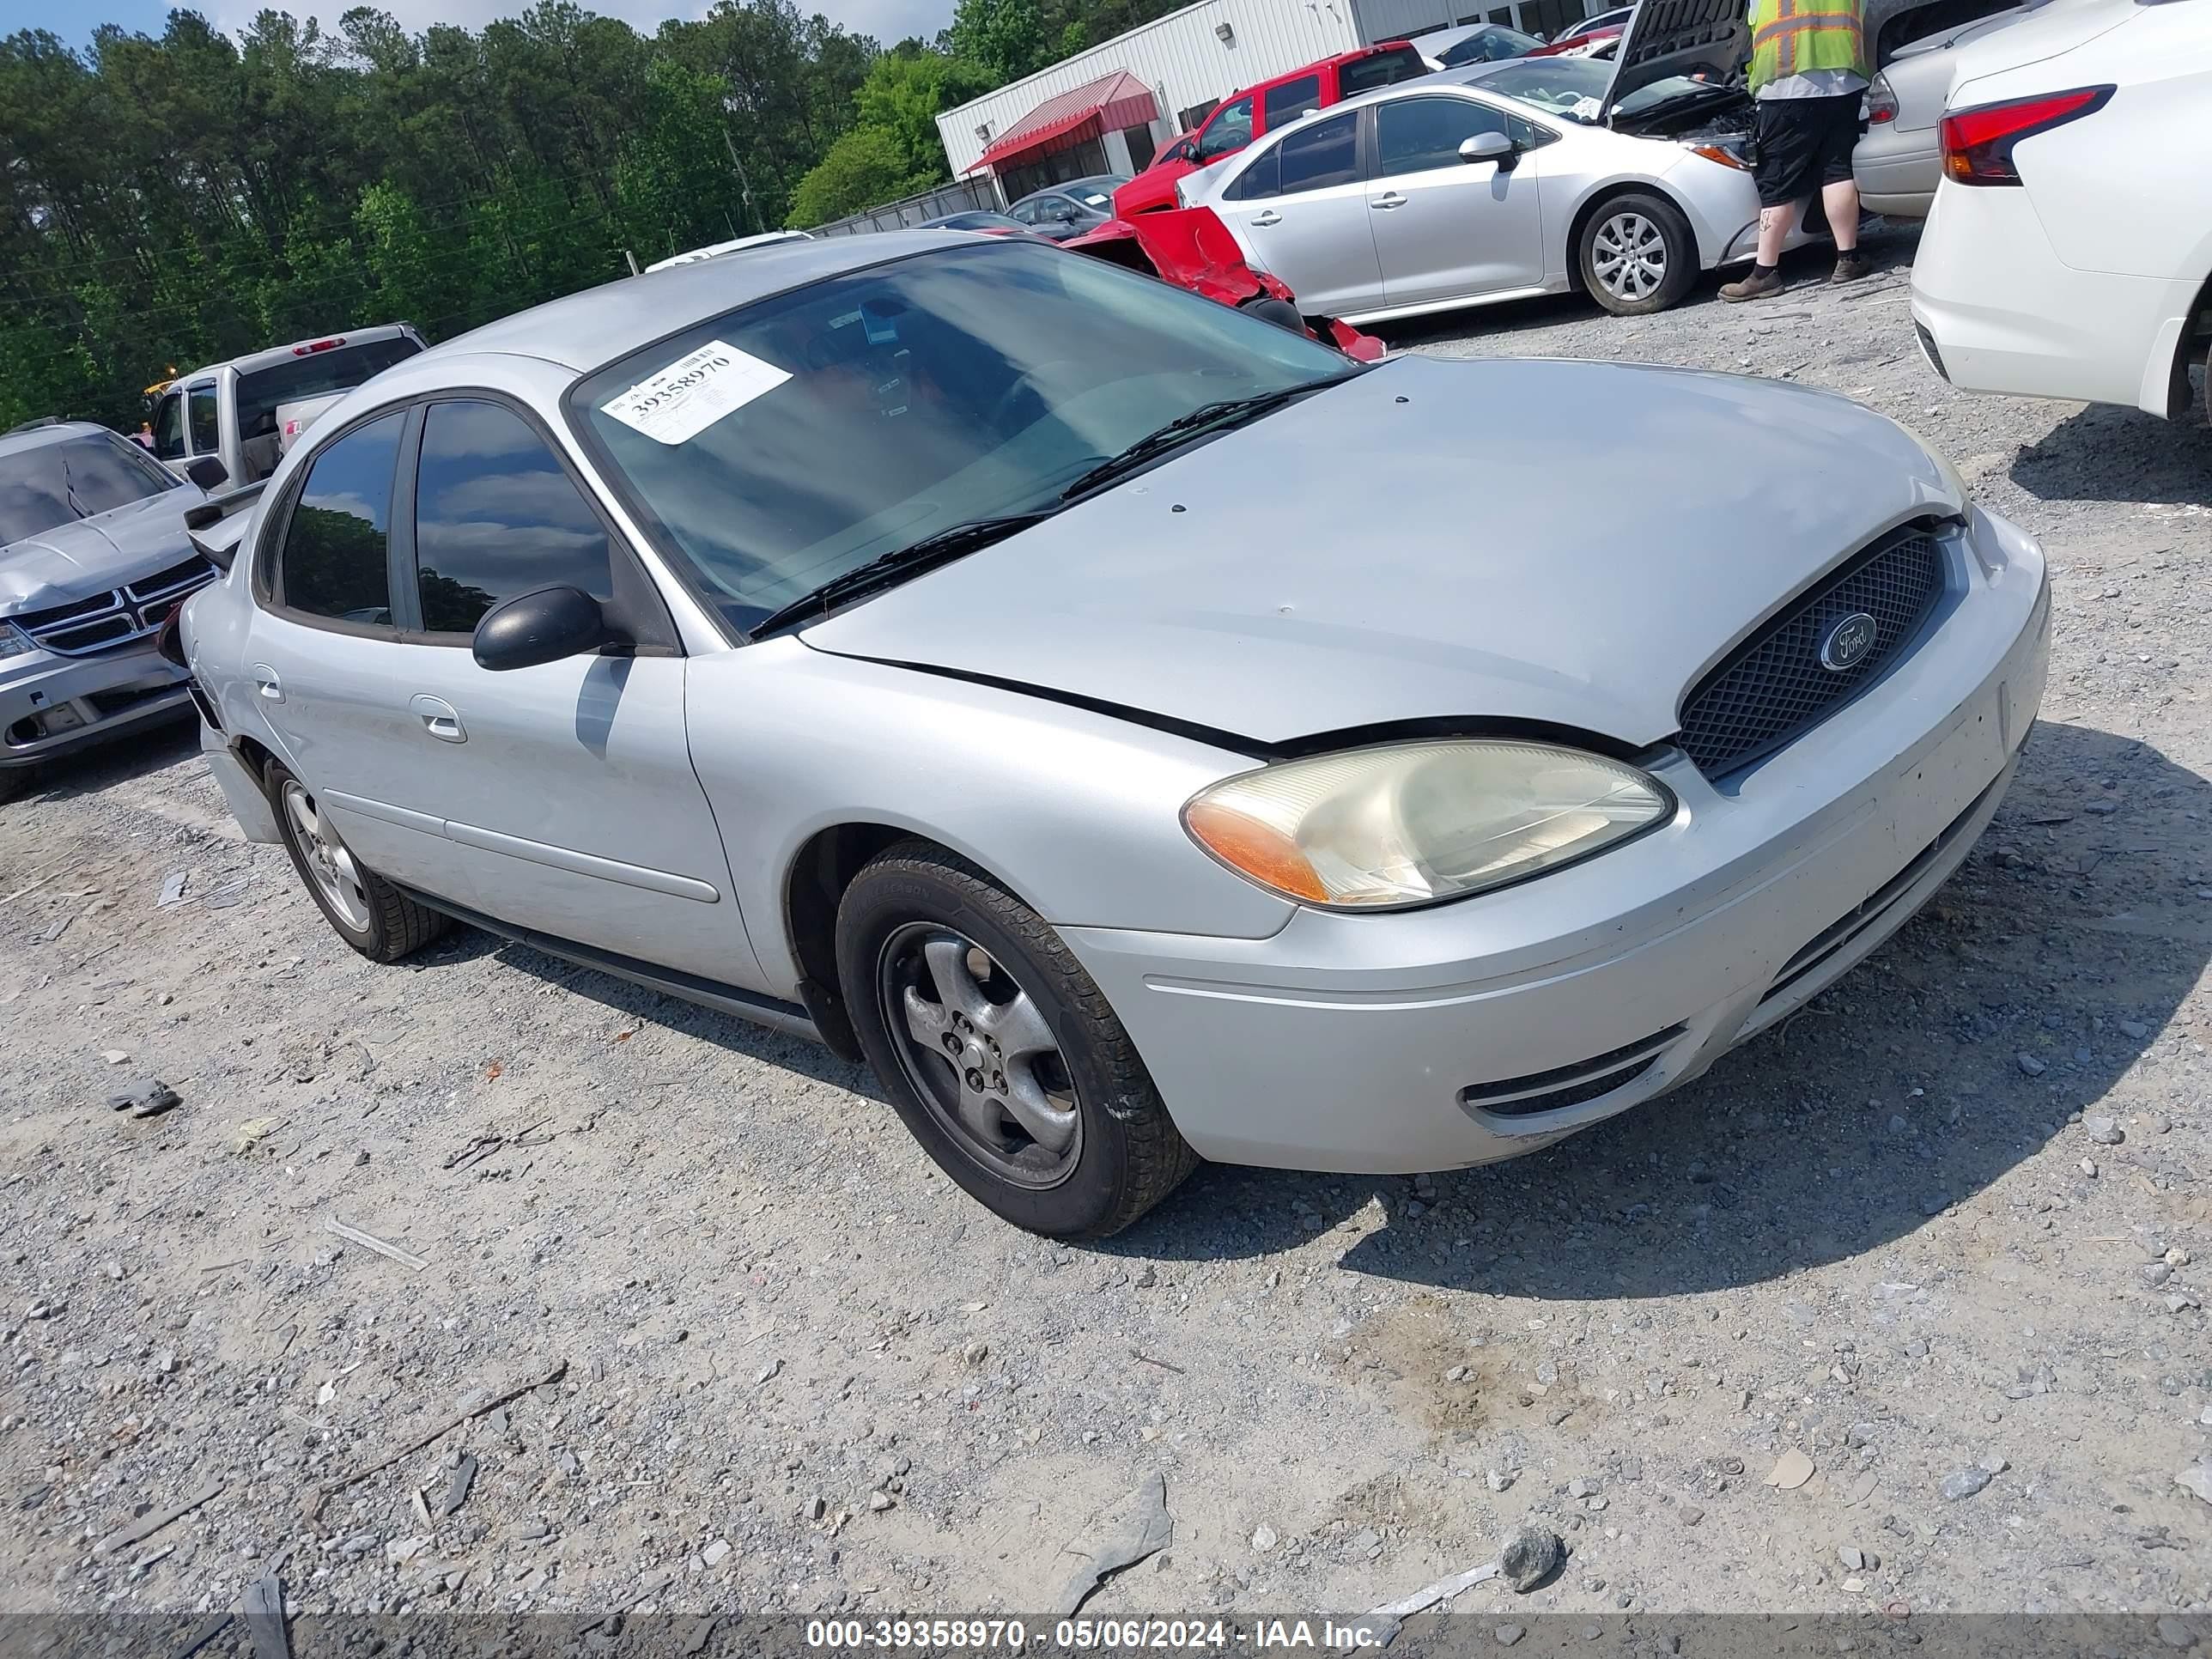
[0,766,31,805]
[265,759,447,962]
[1239,295,1307,335]
[836,841,1198,1238]
[1577,191,1699,317]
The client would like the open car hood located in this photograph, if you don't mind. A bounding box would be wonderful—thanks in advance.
[1600,0,1751,120]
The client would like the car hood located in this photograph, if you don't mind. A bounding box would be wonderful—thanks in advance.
[800,356,1962,749]
[1601,0,1749,118]
[0,488,202,617]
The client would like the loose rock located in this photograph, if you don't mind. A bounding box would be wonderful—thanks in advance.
[1498,1522,1562,1592]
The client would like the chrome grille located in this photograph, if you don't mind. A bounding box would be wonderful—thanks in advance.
[1677,526,1948,777]
[11,555,216,659]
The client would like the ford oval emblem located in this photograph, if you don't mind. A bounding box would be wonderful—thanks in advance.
[1820,611,1878,672]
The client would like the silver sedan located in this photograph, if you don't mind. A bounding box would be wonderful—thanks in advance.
[1178,7,1819,321]
[183,231,2048,1237]
[1853,3,2042,219]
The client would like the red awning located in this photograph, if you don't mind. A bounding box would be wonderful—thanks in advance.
[968,70,1159,174]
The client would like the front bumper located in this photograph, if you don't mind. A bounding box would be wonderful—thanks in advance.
[1065,507,2051,1173]
[0,636,195,772]
[1910,183,2199,416]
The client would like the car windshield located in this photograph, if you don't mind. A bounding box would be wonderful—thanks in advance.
[1439,26,1543,65]
[569,240,1357,633]
[0,432,178,545]
[1477,57,1717,120]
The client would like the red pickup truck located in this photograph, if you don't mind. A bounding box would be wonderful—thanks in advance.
[1110,41,1431,217]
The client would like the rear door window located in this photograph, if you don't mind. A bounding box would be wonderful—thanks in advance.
[186,383,219,455]
[1274,112,1364,194]
[276,414,404,626]
[1261,75,1322,131]
[412,400,614,636]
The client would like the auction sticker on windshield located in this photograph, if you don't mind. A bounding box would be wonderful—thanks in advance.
[601,340,790,445]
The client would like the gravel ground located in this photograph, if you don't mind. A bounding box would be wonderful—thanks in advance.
[3,223,2211,1634]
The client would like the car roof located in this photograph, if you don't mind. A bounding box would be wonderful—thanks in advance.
[177,322,418,383]
[1221,40,1412,104]
[0,419,111,459]
[419,232,969,375]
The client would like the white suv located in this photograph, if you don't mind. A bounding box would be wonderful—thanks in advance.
[1908,0,2211,422]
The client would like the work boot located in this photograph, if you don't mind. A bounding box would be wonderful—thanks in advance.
[1831,249,1872,284]
[1720,264,1784,302]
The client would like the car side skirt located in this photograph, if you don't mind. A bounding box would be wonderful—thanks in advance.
[391,883,822,1045]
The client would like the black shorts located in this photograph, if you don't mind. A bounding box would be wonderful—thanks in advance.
[1752,92,1866,208]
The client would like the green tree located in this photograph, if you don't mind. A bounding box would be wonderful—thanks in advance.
[853,48,994,180]
[786,126,933,228]
[943,0,1048,85]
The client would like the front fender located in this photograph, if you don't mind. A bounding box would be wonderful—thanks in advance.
[683,640,1296,990]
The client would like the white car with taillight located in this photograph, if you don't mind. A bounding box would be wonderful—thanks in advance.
[1908,0,2212,421]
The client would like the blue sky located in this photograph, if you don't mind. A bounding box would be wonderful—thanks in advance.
[0,0,952,53]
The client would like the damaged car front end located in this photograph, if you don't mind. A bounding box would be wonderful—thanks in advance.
[1065,208,1387,362]
[0,422,220,796]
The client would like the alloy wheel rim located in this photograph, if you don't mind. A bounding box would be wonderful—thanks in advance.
[1593,212,1667,301]
[877,921,1081,1189]
[283,781,372,933]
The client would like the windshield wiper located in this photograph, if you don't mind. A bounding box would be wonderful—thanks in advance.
[1058,378,1349,502]
[747,511,1058,639]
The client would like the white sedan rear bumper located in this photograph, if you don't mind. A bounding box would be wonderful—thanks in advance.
[1910,182,2199,416]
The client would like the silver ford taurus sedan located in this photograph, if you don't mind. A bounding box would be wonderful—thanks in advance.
[180,231,2051,1237]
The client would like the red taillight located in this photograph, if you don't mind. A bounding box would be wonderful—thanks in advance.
[290,336,347,356]
[1940,85,2112,185]
[1866,76,1897,124]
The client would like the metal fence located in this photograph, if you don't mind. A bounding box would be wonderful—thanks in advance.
[811,175,1005,238]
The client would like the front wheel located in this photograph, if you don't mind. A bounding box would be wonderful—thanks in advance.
[1578,192,1699,316]
[836,842,1198,1238]
[267,761,447,962]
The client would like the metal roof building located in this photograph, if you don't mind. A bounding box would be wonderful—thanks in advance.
[935,0,1467,191]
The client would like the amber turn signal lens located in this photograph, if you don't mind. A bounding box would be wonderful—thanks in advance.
[1688,144,1748,171]
[1184,799,1328,903]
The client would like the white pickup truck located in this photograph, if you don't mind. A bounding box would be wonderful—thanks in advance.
[149,324,426,489]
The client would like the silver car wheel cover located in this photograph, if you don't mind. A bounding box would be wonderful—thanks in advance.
[878,921,1082,1189]
[283,781,373,933]
[1592,211,1668,301]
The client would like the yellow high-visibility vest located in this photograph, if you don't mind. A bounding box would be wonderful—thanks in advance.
[1748,0,1869,91]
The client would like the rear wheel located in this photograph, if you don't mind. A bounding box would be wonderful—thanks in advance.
[266,760,447,961]
[836,842,1198,1237]
[1579,192,1699,316]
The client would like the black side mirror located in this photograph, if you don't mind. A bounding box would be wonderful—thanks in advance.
[1461,130,1520,167]
[472,586,611,672]
[185,455,228,490]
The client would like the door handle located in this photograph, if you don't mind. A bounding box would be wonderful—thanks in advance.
[1371,191,1407,210]
[250,665,283,703]
[409,693,465,744]
[1248,210,1282,226]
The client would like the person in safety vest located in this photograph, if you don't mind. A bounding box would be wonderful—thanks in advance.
[1720,0,1873,300]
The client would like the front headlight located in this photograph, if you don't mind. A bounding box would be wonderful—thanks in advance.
[0,622,37,660]
[1182,738,1673,909]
